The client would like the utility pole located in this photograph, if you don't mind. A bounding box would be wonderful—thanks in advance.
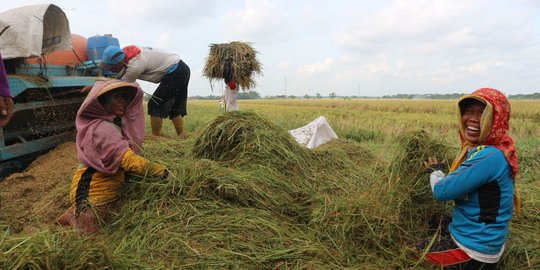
[284,75,287,98]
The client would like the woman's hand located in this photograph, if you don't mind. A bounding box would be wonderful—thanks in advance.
[0,96,14,127]
[424,157,448,173]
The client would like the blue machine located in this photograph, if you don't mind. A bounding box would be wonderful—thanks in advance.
[0,62,100,176]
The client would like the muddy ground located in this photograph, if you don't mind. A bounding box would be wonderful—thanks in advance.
[0,142,78,233]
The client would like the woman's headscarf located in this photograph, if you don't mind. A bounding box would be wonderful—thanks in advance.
[449,88,520,213]
[76,80,144,173]
[123,45,141,64]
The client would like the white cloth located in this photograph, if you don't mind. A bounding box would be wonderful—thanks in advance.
[289,116,338,149]
[452,235,504,263]
[224,86,238,111]
[0,4,71,59]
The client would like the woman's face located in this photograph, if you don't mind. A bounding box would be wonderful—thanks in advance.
[461,101,486,144]
[109,91,130,117]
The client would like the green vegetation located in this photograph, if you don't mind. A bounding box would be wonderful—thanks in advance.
[1,99,538,269]
[189,92,540,100]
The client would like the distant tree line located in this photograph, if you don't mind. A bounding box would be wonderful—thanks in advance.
[380,93,540,100]
[188,91,540,100]
[509,93,540,100]
[190,91,261,100]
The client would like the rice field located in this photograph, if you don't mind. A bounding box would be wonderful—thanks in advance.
[180,98,540,157]
[1,98,539,269]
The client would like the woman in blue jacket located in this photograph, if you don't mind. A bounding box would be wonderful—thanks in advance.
[423,88,519,269]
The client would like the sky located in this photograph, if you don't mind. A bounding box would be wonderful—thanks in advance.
[1,0,539,97]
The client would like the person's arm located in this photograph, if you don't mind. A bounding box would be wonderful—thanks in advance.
[432,147,507,201]
[0,53,13,127]
[120,148,168,178]
[120,62,143,83]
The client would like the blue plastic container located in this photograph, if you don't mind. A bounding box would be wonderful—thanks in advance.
[87,35,120,61]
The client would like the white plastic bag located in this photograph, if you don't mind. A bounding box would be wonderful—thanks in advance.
[289,116,338,149]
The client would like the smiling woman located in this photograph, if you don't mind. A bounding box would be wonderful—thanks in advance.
[459,98,487,144]
[98,88,135,117]
[422,88,519,269]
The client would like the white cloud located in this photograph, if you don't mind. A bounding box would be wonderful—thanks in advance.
[220,0,294,43]
[335,0,481,53]
[105,0,218,27]
[296,58,335,77]
[277,61,291,69]
[154,33,173,49]
[1,0,539,96]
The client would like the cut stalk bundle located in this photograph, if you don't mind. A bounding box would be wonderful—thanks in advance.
[388,130,454,233]
[203,41,262,90]
[192,111,312,174]
[389,129,452,192]
[176,159,315,223]
[313,138,386,170]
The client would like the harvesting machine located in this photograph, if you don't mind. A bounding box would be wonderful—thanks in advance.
[0,4,117,177]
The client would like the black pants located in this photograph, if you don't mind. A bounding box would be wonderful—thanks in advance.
[148,60,190,119]
[448,259,497,270]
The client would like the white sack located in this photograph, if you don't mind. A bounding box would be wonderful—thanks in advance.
[0,4,71,59]
[289,116,338,149]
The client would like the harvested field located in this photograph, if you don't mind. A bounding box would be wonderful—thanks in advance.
[0,102,538,269]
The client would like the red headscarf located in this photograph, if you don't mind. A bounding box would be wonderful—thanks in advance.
[450,88,520,213]
[76,80,145,173]
[123,45,142,64]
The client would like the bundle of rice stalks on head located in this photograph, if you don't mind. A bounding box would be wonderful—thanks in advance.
[387,130,455,233]
[192,111,312,175]
[203,41,262,90]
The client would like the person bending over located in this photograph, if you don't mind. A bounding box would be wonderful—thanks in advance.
[100,45,190,138]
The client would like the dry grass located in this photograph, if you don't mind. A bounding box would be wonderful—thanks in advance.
[1,101,538,269]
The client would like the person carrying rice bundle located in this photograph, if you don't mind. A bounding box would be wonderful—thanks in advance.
[421,88,519,269]
[223,57,239,111]
[203,41,262,112]
[57,80,168,235]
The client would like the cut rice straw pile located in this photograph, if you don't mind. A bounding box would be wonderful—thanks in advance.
[1,112,537,269]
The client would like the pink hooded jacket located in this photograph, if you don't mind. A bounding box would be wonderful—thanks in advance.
[76,80,145,173]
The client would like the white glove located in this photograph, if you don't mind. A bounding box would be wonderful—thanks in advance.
[430,170,446,192]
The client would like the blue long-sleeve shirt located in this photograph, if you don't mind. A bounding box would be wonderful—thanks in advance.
[432,145,514,255]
